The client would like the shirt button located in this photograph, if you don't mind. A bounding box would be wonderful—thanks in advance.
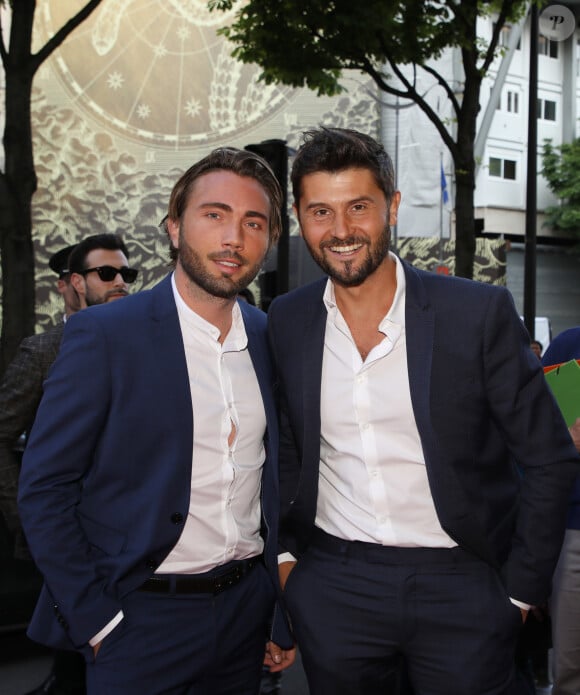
[170,512,184,524]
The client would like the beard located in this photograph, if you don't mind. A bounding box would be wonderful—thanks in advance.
[303,225,391,287]
[85,287,128,306]
[177,229,265,299]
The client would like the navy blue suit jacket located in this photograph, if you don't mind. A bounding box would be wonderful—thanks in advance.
[19,275,291,651]
[268,260,580,606]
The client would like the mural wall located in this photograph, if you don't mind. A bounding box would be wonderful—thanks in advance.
[26,1,380,327]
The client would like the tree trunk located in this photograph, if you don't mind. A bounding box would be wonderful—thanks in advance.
[0,0,104,376]
[0,5,37,375]
[454,160,476,279]
[452,51,482,280]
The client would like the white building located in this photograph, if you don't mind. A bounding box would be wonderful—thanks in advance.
[378,5,579,242]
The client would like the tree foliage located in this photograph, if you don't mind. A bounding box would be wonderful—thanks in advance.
[542,139,580,233]
[210,0,530,279]
[0,0,104,374]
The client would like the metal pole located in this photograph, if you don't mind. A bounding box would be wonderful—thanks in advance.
[524,4,538,339]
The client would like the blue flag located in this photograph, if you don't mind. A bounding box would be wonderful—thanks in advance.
[440,162,449,204]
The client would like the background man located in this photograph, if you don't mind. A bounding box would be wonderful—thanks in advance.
[0,243,76,560]
[18,148,293,695]
[542,330,580,695]
[0,233,136,695]
[268,127,579,695]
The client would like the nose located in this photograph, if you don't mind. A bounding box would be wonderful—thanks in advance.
[333,211,350,239]
[222,220,244,249]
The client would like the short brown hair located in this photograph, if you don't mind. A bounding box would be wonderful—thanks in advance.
[291,127,396,205]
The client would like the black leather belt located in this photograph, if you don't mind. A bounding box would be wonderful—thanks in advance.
[138,556,260,596]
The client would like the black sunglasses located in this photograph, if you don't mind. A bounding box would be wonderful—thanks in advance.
[79,266,139,284]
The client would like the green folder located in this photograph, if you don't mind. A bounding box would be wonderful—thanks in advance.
[544,359,580,426]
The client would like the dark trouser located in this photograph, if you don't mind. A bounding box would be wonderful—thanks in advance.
[284,529,523,695]
[85,559,275,695]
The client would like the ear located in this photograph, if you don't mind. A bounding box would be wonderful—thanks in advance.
[70,272,85,296]
[388,191,401,227]
[166,217,180,251]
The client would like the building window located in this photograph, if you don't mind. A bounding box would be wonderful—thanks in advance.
[489,157,517,180]
[507,90,519,113]
[537,98,557,121]
[538,35,558,58]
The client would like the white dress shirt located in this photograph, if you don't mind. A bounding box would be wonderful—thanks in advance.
[316,254,455,548]
[160,276,266,572]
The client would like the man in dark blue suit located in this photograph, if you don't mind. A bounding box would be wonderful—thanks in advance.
[18,147,294,694]
[268,127,579,695]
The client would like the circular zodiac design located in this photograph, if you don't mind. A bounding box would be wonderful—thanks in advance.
[41,1,293,148]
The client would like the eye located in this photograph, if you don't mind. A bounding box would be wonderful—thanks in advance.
[351,203,367,213]
[205,211,221,220]
[246,220,264,231]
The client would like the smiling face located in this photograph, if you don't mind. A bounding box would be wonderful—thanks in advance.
[295,167,400,288]
[167,170,271,301]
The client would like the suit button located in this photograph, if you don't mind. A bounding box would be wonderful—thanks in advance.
[146,559,157,570]
[170,512,184,524]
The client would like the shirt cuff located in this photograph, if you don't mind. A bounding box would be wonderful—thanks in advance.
[277,552,296,564]
[89,610,124,646]
[509,597,533,611]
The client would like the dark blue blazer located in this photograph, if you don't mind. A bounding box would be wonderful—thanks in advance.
[19,275,291,651]
[268,260,580,606]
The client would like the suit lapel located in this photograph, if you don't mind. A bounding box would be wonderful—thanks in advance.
[149,276,194,462]
[243,308,276,437]
[403,261,435,451]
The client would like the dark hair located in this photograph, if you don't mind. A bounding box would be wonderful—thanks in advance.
[291,127,396,205]
[161,147,283,263]
[68,234,130,274]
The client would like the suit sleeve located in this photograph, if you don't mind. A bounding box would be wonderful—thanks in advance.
[0,336,48,545]
[18,312,122,647]
[483,287,579,604]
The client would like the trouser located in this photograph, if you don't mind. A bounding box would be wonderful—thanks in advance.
[551,528,580,695]
[85,559,275,695]
[284,528,523,695]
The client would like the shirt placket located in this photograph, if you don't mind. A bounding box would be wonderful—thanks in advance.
[218,348,239,562]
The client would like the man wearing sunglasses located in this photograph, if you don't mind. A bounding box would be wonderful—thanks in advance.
[18,148,294,695]
[67,233,139,308]
[0,234,135,695]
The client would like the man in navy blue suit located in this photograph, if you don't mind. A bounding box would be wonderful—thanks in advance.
[19,147,294,694]
[268,127,579,695]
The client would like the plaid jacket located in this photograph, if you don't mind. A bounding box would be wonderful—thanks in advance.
[0,322,64,554]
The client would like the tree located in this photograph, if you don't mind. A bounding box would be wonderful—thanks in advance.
[209,0,529,279]
[0,0,105,374]
[542,138,580,234]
